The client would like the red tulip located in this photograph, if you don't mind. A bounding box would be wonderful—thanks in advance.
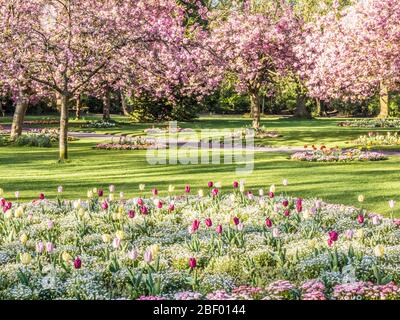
[205,218,212,228]
[140,206,148,215]
[357,215,365,224]
[233,181,239,189]
[212,188,219,197]
[128,210,135,219]
[327,239,334,247]
[39,193,45,200]
[98,189,104,197]
[233,217,240,226]
[269,192,275,199]
[328,231,339,242]
[284,210,290,217]
[265,218,273,228]
[0,198,5,207]
[157,201,163,209]
[208,181,214,188]
[282,199,289,207]
[74,257,82,269]
[192,219,200,232]
[189,257,197,269]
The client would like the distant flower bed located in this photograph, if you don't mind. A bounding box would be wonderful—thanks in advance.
[354,132,400,147]
[144,127,194,134]
[338,119,400,128]
[0,181,399,300]
[81,120,117,129]
[14,129,78,148]
[95,136,158,150]
[23,119,59,125]
[291,145,387,162]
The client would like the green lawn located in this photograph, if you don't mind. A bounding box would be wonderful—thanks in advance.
[0,114,399,216]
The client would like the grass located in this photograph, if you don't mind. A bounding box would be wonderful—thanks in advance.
[0,114,400,216]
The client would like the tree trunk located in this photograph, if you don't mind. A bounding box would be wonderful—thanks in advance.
[59,94,69,162]
[75,95,82,119]
[293,94,312,119]
[102,89,111,121]
[10,91,28,141]
[120,92,131,116]
[250,93,261,129]
[0,97,5,117]
[378,81,389,118]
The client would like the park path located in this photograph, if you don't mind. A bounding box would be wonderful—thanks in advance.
[68,131,400,156]
[4,127,400,156]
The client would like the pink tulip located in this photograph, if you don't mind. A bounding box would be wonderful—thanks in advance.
[144,250,153,263]
[137,198,144,206]
[101,201,109,210]
[46,242,55,253]
[157,201,163,209]
[216,225,223,234]
[185,185,191,193]
[265,218,273,228]
[140,206,148,215]
[212,188,219,196]
[189,257,197,269]
[128,210,135,219]
[328,231,339,242]
[233,181,239,189]
[284,210,290,217]
[112,237,121,249]
[192,219,200,232]
[205,218,212,228]
[152,188,158,196]
[208,181,214,188]
[36,241,44,253]
[269,192,275,199]
[74,257,82,269]
[168,203,175,212]
[0,198,5,207]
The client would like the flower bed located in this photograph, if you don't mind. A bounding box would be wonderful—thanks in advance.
[81,120,117,129]
[291,145,387,162]
[95,136,159,150]
[353,132,400,147]
[338,119,400,128]
[144,127,194,134]
[23,119,59,125]
[0,182,399,300]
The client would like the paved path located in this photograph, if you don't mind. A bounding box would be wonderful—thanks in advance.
[4,127,400,156]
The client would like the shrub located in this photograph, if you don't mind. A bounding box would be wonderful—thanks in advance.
[15,133,52,148]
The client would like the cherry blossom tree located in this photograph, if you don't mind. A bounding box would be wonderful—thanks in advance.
[207,3,300,129]
[297,0,400,118]
[0,0,189,160]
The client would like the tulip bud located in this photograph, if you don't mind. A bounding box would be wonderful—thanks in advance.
[20,253,31,265]
[128,210,135,219]
[74,257,82,269]
[205,218,212,228]
[189,257,197,269]
[265,218,273,228]
[36,241,44,253]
